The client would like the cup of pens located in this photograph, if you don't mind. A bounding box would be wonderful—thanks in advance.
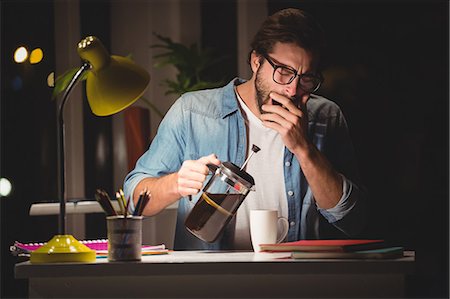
[107,215,143,262]
[95,188,151,262]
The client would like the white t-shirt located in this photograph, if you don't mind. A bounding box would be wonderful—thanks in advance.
[233,88,288,249]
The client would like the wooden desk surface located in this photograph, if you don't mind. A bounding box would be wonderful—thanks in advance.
[16,250,415,277]
[15,251,415,298]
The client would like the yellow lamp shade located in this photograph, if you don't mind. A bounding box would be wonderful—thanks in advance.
[77,36,150,116]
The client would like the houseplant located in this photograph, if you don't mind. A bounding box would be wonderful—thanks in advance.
[151,33,226,97]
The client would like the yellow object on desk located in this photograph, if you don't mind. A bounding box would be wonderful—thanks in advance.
[30,235,96,264]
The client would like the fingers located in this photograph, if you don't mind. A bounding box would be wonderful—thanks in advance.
[177,177,204,197]
[299,94,310,110]
[261,92,308,140]
[198,153,221,167]
[270,92,299,111]
[269,92,304,116]
[177,154,221,197]
[260,110,294,129]
[270,92,309,109]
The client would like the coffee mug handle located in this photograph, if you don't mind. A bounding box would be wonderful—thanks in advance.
[276,217,289,243]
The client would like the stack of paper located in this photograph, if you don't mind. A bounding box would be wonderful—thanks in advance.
[10,239,169,257]
[259,239,404,259]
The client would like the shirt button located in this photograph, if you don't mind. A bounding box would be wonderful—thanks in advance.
[285,161,291,167]
[287,190,294,196]
[290,221,296,227]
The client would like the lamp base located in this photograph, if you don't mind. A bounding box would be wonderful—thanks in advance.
[30,235,96,263]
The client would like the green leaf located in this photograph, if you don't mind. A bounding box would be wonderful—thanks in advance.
[52,67,88,99]
[151,32,226,97]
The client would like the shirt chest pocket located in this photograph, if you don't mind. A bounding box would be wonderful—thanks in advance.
[309,122,327,151]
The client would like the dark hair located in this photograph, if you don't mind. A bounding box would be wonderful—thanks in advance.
[249,8,326,70]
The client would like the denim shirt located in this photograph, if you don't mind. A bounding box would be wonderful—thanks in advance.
[124,78,368,250]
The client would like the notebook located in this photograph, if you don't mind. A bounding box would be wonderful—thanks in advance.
[291,246,404,259]
[10,239,169,257]
[259,239,387,252]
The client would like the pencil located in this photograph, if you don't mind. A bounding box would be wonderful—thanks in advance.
[119,189,127,211]
[115,191,125,215]
[137,191,151,216]
[101,190,117,216]
[124,196,130,218]
[95,189,117,216]
[133,190,144,216]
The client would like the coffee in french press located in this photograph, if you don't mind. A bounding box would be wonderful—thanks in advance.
[185,145,260,243]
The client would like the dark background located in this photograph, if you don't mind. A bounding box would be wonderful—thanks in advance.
[1,0,448,298]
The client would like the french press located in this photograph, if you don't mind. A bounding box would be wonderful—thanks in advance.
[185,145,260,243]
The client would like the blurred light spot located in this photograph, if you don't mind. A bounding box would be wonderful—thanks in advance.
[47,72,55,87]
[96,133,107,167]
[30,48,44,64]
[14,46,28,63]
[0,178,12,197]
[11,76,23,91]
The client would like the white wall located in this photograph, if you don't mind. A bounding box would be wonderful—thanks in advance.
[237,0,268,79]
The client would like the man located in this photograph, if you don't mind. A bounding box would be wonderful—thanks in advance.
[124,8,367,250]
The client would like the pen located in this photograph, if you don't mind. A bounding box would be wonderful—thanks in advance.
[133,189,145,216]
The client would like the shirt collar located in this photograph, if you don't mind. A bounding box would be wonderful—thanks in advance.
[219,77,246,118]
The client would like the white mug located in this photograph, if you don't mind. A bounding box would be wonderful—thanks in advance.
[250,209,289,252]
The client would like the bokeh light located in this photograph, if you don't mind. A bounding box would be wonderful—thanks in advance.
[0,178,13,197]
[47,72,55,87]
[30,48,44,64]
[14,46,28,63]
[11,76,23,91]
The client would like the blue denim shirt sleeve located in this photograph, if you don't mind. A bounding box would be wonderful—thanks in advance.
[319,174,355,221]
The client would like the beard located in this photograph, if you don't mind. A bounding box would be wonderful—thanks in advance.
[254,67,272,115]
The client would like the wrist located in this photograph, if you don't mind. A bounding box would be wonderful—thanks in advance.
[170,172,183,198]
[294,141,317,163]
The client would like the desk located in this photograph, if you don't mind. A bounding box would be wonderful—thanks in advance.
[15,251,414,298]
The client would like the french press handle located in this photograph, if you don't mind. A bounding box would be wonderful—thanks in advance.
[206,163,219,173]
[202,163,220,192]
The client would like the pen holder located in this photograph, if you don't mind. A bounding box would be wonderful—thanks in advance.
[107,215,143,262]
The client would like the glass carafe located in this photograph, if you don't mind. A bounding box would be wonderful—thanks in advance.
[185,161,255,243]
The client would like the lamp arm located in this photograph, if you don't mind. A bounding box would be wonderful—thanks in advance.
[57,62,91,235]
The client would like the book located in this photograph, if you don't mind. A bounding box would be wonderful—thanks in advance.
[291,246,404,259]
[10,239,169,257]
[259,239,386,252]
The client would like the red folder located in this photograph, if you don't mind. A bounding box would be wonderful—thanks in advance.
[259,239,386,252]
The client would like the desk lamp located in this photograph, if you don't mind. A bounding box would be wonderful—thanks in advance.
[30,36,150,263]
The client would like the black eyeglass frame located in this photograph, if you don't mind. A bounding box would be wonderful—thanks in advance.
[262,54,324,93]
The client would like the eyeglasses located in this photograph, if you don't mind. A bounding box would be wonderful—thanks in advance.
[262,54,323,93]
